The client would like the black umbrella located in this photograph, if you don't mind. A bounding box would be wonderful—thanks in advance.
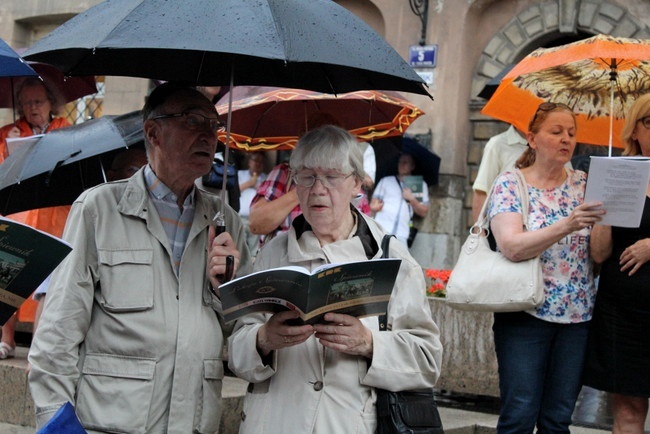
[477,64,514,100]
[23,0,429,97]
[375,137,441,187]
[0,111,143,215]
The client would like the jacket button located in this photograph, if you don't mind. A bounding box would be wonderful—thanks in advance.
[313,381,323,391]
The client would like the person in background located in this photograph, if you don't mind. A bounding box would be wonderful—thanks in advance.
[226,125,442,433]
[584,93,650,434]
[28,82,252,432]
[471,124,527,222]
[0,77,71,360]
[487,102,604,433]
[370,152,429,245]
[106,147,148,181]
[238,152,268,256]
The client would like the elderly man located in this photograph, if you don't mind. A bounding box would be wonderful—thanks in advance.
[28,82,252,433]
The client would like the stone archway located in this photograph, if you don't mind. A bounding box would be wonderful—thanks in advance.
[473,0,650,98]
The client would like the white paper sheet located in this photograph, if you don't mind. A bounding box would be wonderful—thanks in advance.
[584,156,650,228]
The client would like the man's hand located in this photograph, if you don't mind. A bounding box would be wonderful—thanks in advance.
[207,225,241,293]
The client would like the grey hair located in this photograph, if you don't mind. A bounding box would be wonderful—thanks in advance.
[290,125,366,182]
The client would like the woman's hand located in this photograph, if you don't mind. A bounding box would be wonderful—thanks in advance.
[370,197,384,213]
[313,313,373,358]
[7,126,20,139]
[256,310,314,356]
[564,201,605,232]
[620,238,650,276]
[402,187,414,202]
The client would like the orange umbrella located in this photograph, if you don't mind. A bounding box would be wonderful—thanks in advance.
[482,34,650,154]
[215,87,424,152]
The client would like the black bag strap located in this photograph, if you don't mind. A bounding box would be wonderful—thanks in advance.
[378,234,394,331]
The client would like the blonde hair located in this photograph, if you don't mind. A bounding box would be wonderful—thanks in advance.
[621,94,650,156]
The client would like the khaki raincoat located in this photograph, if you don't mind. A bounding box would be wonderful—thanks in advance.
[29,169,253,433]
[229,211,442,434]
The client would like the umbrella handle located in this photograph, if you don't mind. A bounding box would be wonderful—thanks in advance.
[212,212,234,283]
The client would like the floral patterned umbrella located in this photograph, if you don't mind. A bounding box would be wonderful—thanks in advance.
[482,34,650,154]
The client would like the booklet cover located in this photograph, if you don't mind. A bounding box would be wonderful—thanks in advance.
[0,216,72,325]
[402,175,424,202]
[220,258,402,324]
[584,156,650,228]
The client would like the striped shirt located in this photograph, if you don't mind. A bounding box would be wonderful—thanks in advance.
[144,165,195,274]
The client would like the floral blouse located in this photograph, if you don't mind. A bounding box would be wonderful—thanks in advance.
[487,169,595,324]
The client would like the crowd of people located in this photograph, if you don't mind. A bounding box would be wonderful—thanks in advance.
[0,76,648,434]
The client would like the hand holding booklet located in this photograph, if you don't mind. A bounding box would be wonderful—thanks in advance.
[220,258,401,324]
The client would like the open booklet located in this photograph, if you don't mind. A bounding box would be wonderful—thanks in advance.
[584,156,650,228]
[0,216,72,325]
[220,258,402,324]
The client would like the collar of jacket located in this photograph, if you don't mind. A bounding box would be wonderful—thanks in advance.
[291,205,379,260]
[116,167,221,235]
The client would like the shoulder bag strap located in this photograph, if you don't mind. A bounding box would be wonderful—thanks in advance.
[378,234,394,330]
[512,168,531,229]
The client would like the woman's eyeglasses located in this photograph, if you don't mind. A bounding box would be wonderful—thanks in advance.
[637,116,650,129]
[530,101,573,125]
[151,112,225,133]
[292,172,353,188]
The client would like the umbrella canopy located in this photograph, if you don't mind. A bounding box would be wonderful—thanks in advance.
[0,58,97,108]
[0,38,37,78]
[477,64,514,100]
[377,137,441,186]
[23,0,429,97]
[215,87,425,151]
[0,111,143,215]
[481,34,650,153]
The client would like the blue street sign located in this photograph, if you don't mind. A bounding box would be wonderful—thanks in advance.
[409,45,438,67]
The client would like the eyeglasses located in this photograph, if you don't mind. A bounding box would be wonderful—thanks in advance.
[21,99,47,108]
[292,172,353,188]
[151,112,225,133]
[530,101,573,125]
[637,116,650,129]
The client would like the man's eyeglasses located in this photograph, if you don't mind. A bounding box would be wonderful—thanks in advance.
[637,116,650,129]
[151,112,225,133]
[292,172,353,188]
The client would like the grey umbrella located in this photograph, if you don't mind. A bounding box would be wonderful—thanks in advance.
[0,111,143,215]
[22,0,429,271]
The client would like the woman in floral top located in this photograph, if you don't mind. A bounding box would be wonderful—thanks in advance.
[486,102,604,434]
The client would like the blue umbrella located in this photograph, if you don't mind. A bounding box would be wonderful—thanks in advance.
[0,37,38,77]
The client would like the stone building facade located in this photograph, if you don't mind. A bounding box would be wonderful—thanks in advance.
[0,0,648,269]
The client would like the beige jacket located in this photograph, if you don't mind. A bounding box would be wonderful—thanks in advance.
[29,169,252,434]
[228,212,442,434]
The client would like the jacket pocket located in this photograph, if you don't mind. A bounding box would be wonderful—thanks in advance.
[194,358,224,433]
[76,353,156,434]
[98,249,154,311]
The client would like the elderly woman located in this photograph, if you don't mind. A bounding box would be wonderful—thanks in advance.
[487,102,604,433]
[0,77,70,158]
[584,93,650,434]
[227,125,442,434]
[0,77,71,360]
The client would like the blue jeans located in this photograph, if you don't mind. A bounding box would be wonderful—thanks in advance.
[493,312,589,434]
